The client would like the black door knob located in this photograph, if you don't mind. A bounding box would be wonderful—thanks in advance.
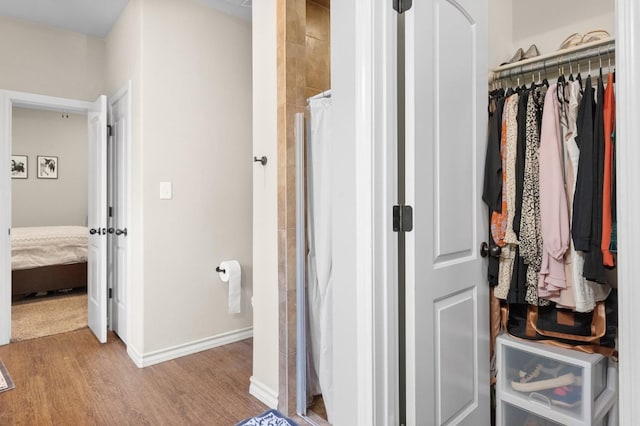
[480,242,489,257]
[490,244,502,257]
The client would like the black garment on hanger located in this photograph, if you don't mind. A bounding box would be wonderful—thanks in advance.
[507,91,530,304]
[484,92,505,286]
[483,90,505,212]
[572,76,596,251]
[513,91,529,236]
[583,75,607,284]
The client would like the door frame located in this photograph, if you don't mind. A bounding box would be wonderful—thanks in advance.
[107,82,132,343]
[0,90,100,345]
[335,0,640,424]
[614,0,640,423]
[331,1,398,424]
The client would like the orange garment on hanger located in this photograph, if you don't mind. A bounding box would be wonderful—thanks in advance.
[601,73,615,267]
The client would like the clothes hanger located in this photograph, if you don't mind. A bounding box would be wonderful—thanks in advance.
[599,47,604,80]
[556,58,568,105]
[568,56,575,82]
[576,55,583,92]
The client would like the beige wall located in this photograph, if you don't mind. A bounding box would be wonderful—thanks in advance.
[0,16,104,100]
[489,0,614,67]
[511,0,614,57]
[11,108,88,227]
[140,0,253,353]
[252,0,280,407]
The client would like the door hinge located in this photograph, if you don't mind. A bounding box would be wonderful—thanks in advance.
[108,206,113,218]
[393,0,413,14]
[107,124,113,137]
[393,205,413,232]
[108,288,113,299]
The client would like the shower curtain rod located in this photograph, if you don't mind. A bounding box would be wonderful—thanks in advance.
[489,37,615,84]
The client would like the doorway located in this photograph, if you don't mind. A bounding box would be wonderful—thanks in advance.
[10,106,89,342]
[0,90,109,345]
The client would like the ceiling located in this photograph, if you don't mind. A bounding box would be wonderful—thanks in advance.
[0,0,251,38]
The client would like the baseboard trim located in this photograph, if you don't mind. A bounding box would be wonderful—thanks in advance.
[249,376,279,409]
[131,327,253,368]
[127,344,145,368]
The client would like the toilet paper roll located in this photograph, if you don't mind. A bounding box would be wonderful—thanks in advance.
[218,260,241,314]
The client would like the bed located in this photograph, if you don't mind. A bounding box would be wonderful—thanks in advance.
[11,226,88,297]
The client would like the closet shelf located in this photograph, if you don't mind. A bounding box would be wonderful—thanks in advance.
[489,37,615,84]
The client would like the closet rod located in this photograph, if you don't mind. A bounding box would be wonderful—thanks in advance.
[489,37,615,83]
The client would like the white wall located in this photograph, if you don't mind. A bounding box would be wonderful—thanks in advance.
[0,16,104,100]
[105,0,145,358]
[331,1,360,424]
[250,0,279,406]
[12,108,88,227]
[140,0,253,353]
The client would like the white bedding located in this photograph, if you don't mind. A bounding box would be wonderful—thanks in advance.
[11,226,88,271]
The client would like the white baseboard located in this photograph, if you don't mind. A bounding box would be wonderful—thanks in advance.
[249,376,279,409]
[127,344,145,368]
[128,327,253,368]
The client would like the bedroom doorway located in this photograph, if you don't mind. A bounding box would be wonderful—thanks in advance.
[0,90,109,345]
[10,107,90,342]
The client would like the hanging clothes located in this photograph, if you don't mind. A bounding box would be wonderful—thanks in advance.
[572,76,596,252]
[601,73,616,267]
[495,94,519,300]
[562,80,610,312]
[583,74,607,284]
[484,91,506,286]
[538,84,570,300]
[520,92,547,306]
[507,92,530,305]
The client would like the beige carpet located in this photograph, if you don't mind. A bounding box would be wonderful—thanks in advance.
[11,293,87,342]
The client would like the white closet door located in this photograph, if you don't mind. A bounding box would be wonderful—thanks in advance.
[404,0,490,424]
[88,95,108,344]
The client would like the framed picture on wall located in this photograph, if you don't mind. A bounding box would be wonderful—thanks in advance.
[37,155,58,179]
[11,155,28,179]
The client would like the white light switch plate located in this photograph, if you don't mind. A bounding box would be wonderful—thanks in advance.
[160,182,172,200]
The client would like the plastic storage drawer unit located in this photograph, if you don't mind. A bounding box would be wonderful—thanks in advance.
[496,334,617,426]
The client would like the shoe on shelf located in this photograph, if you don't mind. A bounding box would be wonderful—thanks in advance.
[547,385,582,408]
[558,32,583,50]
[581,30,611,44]
[522,44,540,59]
[511,362,580,392]
[505,47,524,64]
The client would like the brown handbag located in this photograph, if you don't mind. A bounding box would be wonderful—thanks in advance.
[501,289,618,358]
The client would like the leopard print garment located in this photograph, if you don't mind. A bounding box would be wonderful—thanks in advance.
[519,92,549,306]
[495,94,519,300]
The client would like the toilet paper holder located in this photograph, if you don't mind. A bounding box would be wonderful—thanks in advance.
[216,265,226,274]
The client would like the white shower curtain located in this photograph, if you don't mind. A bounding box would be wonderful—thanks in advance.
[306,95,333,422]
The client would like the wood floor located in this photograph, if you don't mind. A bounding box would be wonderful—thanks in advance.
[0,329,268,425]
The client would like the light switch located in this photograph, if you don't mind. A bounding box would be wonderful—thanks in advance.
[160,182,172,200]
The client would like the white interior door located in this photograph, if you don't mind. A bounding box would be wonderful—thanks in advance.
[404,0,489,424]
[109,88,130,344]
[88,95,108,344]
